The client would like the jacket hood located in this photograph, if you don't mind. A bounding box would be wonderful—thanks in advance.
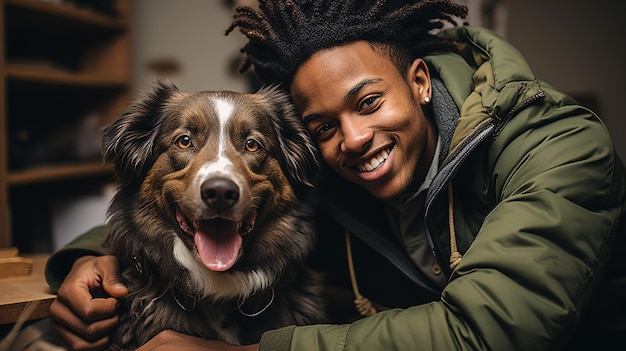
[428,26,545,157]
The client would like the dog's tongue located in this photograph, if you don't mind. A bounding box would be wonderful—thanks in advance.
[194,219,242,272]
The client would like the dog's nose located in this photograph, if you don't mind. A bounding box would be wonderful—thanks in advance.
[201,177,240,210]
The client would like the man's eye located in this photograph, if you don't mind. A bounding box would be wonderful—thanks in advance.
[245,139,260,152]
[358,95,381,112]
[314,123,336,138]
[175,135,193,149]
[320,123,334,133]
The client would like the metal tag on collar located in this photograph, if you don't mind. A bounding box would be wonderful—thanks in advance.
[132,253,144,275]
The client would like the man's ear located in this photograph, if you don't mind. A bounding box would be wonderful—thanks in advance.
[407,58,431,105]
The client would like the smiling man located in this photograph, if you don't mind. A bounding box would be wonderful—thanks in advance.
[291,42,438,200]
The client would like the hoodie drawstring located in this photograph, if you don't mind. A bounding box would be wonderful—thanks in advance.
[344,182,462,316]
[448,183,462,270]
[345,230,377,316]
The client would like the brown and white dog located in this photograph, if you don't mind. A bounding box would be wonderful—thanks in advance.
[100,80,325,350]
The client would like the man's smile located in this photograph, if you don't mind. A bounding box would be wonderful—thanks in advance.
[356,146,393,172]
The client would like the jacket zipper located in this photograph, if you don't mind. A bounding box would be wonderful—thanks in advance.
[424,89,546,276]
[424,119,496,276]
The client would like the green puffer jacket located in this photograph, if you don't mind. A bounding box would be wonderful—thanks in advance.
[258,27,626,350]
[45,27,626,350]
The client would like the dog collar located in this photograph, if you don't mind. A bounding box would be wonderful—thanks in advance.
[237,288,275,317]
[172,289,197,311]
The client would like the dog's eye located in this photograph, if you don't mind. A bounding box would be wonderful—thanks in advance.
[245,139,260,152]
[176,135,193,149]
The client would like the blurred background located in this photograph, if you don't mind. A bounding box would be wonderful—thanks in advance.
[1,0,624,254]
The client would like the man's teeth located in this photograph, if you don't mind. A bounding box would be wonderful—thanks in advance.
[357,148,390,172]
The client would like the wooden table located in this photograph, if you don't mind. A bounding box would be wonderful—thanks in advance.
[0,254,56,324]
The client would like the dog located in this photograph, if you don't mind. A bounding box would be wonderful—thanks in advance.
[100,80,325,350]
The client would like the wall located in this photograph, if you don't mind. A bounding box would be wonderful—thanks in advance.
[131,0,248,93]
[505,1,625,159]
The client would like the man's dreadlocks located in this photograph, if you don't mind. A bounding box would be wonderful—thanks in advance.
[225,0,467,85]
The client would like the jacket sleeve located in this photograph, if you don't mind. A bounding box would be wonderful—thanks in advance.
[438,92,625,350]
[45,225,108,293]
[258,90,625,350]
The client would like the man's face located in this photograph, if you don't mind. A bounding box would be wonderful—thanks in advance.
[290,41,437,200]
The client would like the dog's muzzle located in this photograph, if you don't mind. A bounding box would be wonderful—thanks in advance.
[175,176,257,272]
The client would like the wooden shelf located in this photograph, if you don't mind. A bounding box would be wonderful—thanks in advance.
[7,163,114,186]
[1,0,131,250]
[6,63,128,87]
[6,0,127,29]
[0,254,55,325]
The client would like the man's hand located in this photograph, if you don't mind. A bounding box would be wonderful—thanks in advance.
[137,330,259,351]
[49,255,128,351]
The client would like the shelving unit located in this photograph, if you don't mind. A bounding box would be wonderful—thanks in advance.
[1,0,131,253]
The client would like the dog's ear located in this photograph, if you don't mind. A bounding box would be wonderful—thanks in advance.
[259,85,320,190]
[101,79,179,187]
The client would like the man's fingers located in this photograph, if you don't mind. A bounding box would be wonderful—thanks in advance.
[56,280,120,321]
[49,298,120,340]
[51,318,112,351]
[48,255,126,350]
[55,255,127,321]
[52,293,120,322]
[95,256,128,298]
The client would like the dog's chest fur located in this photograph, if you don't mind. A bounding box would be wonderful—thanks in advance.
[101,81,325,350]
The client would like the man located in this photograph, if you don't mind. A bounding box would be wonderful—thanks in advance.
[47,0,626,350]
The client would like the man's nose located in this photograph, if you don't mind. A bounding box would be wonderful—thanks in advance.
[340,117,373,153]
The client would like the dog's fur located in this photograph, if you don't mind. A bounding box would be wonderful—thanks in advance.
[100,80,325,350]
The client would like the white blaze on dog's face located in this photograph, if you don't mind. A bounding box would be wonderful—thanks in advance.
[143,89,298,275]
[186,97,248,271]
